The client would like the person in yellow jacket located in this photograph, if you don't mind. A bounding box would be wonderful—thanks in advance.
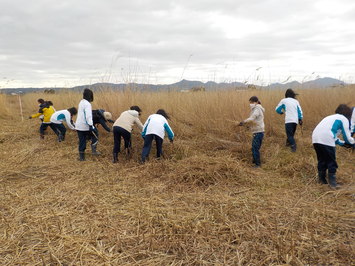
[29,101,56,139]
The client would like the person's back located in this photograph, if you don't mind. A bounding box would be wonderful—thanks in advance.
[143,113,173,140]
[41,105,55,123]
[276,97,302,123]
[312,114,354,147]
[114,110,143,132]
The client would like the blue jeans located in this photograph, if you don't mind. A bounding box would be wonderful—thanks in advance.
[285,123,297,147]
[141,134,163,162]
[252,132,264,166]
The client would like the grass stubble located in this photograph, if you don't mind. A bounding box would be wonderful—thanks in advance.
[0,87,354,265]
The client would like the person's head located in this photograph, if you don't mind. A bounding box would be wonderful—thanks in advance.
[156,109,170,119]
[249,96,261,104]
[285,88,297,98]
[37,98,45,104]
[46,101,53,106]
[83,88,94,102]
[335,104,352,120]
[67,107,78,116]
[103,112,112,120]
[130,105,142,115]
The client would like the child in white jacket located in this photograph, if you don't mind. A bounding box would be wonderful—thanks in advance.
[312,104,354,189]
[141,109,174,163]
[239,96,265,167]
[50,107,77,142]
[275,88,303,152]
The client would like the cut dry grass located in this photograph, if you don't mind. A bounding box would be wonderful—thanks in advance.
[0,87,354,265]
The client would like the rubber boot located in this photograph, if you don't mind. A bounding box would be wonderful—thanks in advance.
[91,143,101,155]
[40,134,45,139]
[328,173,339,189]
[79,152,85,161]
[291,144,297,152]
[318,171,327,184]
[113,153,118,163]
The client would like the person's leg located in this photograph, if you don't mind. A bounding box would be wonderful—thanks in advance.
[39,123,49,139]
[77,130,87,161]
[285,123,297,151]
[49,123,58,136]
[120,128,132,157]
[112,126,121,162]
[252,132,264,167]
[155,135,164,158]
[313,143,328,184]
[56,124,67,142]
[325,146,338,188]
[141,134,154,162]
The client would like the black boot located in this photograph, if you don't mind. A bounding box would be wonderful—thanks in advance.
[291,144,297,152]
[113,153,118,163]
[328,173,339,189]
[318,171,327,184]
[79,152,85,161]
[91,143,101,155]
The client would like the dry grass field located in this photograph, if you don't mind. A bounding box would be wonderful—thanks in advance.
[0,87,354,265]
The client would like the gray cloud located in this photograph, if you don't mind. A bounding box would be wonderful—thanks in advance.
[0,0,354,87]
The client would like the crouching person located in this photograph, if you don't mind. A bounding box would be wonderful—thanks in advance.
[29,101,56,139]
[312,104,354,189]
[141,109,174,163]
[239,96,265,167]
[50,107,77,142]
[112,106,143,163]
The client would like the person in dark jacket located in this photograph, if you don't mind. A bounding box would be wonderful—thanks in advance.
[92,109,113,133]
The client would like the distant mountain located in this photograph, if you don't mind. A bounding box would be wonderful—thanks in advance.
[0,77,347,94]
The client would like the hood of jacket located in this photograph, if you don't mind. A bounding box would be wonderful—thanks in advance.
[127,110,139,117]
[251,104,265,113]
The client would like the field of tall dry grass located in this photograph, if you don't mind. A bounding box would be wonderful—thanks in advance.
[0,87,354,265]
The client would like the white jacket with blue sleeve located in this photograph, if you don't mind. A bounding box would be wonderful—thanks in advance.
[312,114,354,147]
[351,107,355,135]
[142,114,174,140]
[50,110,75,130]
[275,98,303,124]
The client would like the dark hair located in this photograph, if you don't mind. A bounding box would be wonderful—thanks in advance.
[249,96,261,104]
[46,101,53,106]
[285,88,297,98]
[67,107,78,116]
[335,104,352,120]
[156,109,170,119]
[37,98,45,104]
[83,88,94,102]
[130,105,142,113]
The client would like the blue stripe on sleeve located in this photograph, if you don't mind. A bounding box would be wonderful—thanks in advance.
[297,106,303,119]
[141,118,150,137]
[164,123,174,140]
[276,104,285,114]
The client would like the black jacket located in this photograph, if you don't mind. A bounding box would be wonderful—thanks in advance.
[92,109,112,132]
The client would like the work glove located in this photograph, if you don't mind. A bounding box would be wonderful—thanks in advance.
[28,116,32,119]
[169,139,174,143]
[89,125,95,131]
[238,121,245,126]
[299,119,303,126]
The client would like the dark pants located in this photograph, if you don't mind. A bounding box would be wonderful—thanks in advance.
[313,143,338,174]
[77,130,97,152]
[39,123,56,135]
[252,132,264,166]
[141,134,163,162]
[285,123,297,147]
[51,123,67,138]
[113,126,131,153]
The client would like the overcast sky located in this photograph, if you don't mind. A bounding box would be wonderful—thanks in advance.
[1,0,355,88]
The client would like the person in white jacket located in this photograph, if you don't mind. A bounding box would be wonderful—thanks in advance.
[275,88,303,152]
[239,96,265,167]
[141,109,174,163]
[312,104,354,189]
[351,107,355,137]
[75,88,97,161]
[50,107,77,142]
[112,106,144,163]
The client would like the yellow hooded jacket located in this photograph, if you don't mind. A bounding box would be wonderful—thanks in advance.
[31,106,56,123]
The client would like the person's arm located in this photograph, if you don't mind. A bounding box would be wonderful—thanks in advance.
[99,118,111,132]
[30,112,42,119]
[351,108,355,135]
[84,102,93,127]
[164,121,174,141]
[244,109,259,123]
[333,118,354,146]
[275,100,285,114]
[297,101,303,120]
[65,112,76,130]
[141,117,151,137]
[135,117,144,131]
